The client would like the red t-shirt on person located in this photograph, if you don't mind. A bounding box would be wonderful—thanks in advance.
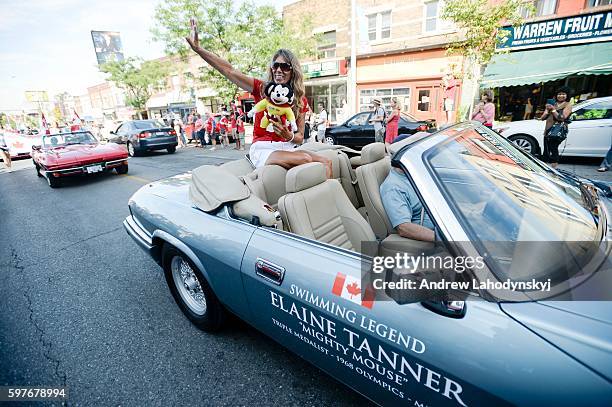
[251,78,309,143]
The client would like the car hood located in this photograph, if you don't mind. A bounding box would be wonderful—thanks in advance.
[44,143,127,164]
[501,301,612,381]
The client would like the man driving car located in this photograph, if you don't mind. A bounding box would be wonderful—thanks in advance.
[380,167,435,242]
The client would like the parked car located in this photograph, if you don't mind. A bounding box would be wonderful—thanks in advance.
[124,122,611,406]
[32,131,128,188]
[323,111,436,148]
[495,96,612,157]
[109,119,178,157]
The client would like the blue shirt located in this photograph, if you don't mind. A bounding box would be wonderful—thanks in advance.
[380,169,434,230]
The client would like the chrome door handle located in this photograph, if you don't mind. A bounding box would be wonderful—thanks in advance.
[255,258,285,285]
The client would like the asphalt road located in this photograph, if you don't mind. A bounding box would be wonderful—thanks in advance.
[1,144,610,406]
[0,145,369,406]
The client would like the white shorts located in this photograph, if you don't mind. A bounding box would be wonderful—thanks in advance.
[249,141,298,168]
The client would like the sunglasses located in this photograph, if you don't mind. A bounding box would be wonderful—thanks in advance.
[271,62,292,72]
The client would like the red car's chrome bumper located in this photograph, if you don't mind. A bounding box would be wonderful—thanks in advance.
[44,158,128,177]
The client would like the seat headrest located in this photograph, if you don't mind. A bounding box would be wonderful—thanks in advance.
[286,162,327,193]
[361,142,386,164]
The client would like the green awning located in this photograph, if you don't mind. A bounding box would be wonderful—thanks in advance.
[481,42,612,88]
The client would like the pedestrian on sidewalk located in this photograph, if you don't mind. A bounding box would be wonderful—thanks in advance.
[540,86,572,169]
[472,90,495,128]
[316,102,327,143]
[172,115,186,148]
[597,145,612,172]
[194,114,205,148]
[0,132,12,172]
[442,71,457,125]
[523,97,533,120]
[236,113,246,151]
[219,113,230,148]
[205,114,217,150]
[384,98,401,151]
[304,108,312,143]
[370,98,386,143]
[185,112,194,143]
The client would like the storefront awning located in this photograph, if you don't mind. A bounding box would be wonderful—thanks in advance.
[481,42,612,88]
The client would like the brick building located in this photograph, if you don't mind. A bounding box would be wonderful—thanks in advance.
[283,0,466,124]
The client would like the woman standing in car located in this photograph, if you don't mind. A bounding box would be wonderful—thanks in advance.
[540,86,572,168]
[185,19,331,176]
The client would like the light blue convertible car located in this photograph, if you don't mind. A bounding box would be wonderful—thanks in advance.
[124,123,612,406]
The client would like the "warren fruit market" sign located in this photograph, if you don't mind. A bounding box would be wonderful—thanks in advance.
[498,11,612,50]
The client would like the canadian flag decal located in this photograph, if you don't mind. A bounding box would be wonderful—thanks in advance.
[332,272,374,309]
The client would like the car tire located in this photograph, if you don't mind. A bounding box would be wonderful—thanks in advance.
[167,146,176,154]
[47,174,61,188]
[116,164,128,174]
[127,142,139,157]
[162,244,225,332]
[324,135,336,145]
[35,163,43,177]
[509,134,539,155]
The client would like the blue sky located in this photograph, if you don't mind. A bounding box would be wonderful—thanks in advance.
[0,0,295,110]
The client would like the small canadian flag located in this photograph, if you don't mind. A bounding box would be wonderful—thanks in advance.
[332,272,374,309]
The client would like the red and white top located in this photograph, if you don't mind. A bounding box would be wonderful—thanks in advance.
[251,78,309,143]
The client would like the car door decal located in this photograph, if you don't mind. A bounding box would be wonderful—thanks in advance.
[269,284,471,407]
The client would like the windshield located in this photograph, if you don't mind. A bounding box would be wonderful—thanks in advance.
[424,126,602,281]
[133,120,166,130]
[43,132,97,147]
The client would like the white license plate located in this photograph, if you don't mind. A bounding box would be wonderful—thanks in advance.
[155,132,166,136]
[86,165,103,173]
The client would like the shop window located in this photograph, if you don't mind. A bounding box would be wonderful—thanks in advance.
[367,10,392,41]
[519,0,557,18]
[424,1,452,33]
[318,31,336,59]
[359,88,411,112]
[588,0,611,6]
[417,90,431,112]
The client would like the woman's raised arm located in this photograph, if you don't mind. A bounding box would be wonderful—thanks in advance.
[186,19,254,93]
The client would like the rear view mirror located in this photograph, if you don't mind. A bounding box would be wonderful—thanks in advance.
[32,145,41,151]
[110,130,116,135]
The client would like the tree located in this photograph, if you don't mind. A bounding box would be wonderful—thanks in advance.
[443,0,527,66]
[100,57,170,118]
[151,0,319,101]
[442,0,529,118]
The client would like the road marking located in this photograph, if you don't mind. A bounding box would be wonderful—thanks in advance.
[119,174,151,183]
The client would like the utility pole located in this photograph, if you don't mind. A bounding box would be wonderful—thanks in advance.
[348,0,357,116]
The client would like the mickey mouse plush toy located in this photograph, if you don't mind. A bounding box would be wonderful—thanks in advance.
[248,82,297,133]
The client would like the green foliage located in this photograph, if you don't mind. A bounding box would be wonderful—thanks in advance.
[442,0,529,66]
[151,0,318,101]
[100,57,170,113]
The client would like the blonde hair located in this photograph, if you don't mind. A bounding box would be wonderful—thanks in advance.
[391,97,402,111]
[266,49,305,116]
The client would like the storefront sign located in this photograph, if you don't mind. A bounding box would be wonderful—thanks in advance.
[498,11,612,49]
[302,61,339,79]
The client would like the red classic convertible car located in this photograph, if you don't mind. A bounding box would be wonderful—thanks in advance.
[32,131,129,188]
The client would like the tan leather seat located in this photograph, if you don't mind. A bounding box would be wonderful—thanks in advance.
[241,165,287,209]
[278,163,376,252]
[355,142,394,239]
[312,149,365,213]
